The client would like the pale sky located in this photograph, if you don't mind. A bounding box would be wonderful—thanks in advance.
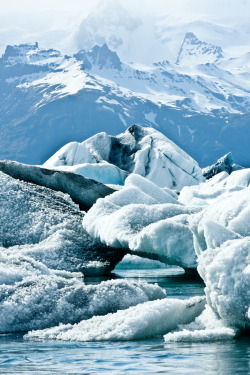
[0,0,249,59]
[1,0,249,20]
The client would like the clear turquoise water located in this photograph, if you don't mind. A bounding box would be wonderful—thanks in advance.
[0,268,249,375]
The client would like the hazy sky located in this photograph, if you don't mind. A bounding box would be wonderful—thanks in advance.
[1,0,250,20]
[0,0,249,59]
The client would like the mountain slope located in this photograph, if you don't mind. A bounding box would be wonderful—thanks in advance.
[0,42,250,167]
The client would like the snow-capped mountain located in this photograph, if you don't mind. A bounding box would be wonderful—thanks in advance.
[76,0,139,53]
[74,44,122,71]
[176,32,223,66]
[73,0,250,65]
[1,39,250,167]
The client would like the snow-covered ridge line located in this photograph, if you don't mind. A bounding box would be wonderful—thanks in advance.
[1,38,250,166]
[1,36,250,116]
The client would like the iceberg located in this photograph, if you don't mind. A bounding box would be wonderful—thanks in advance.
[0,264,165,333]
[45,162,128,186]
[202,153,234,180]
[202,152,244,180]
[25,296,205,341]
[0,160,114,211]
[197,229,250,330]
[44,125,205,190]
[0,171,125,275]
[179,168,250,207]
[83,174,201,270]
[164,306,236,342]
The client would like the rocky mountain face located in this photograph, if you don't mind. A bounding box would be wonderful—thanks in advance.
[74,43,122,71]
[0,36,250,167]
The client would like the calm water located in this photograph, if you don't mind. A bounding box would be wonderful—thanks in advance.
[0,267,249,375]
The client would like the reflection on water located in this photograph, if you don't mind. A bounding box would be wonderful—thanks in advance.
[0,267,249,375]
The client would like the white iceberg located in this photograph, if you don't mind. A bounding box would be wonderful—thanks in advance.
[179,168,250,207]
[197,230,250,330]
[25,296,205,341]
[0,277,166,334]
[164,306,236,342]
[44,125,205,190]
[83,174,201,269]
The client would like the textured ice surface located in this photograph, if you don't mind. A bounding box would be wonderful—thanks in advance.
[190,187,250,253]
[197,232,250,330]
[45,125,205,190]
[0,171,124,275]
[0,268,165,333]
[83,174,200,269]
[164,306,236,342]
[179,169,250,207]
[26,296,205,341]
[116,254,167,269]
[0,160,114,211]
[187,183,250,333]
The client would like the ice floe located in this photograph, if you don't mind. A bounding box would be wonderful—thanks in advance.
[164,306,236,342]
[0,269,165,333]
[25,296,205,341]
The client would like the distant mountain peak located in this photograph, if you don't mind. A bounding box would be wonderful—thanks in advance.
[3,42,38,61]
[74,44,122,71]
[76,1,139,53]
[176,32,223,66]
[1,42,61,66]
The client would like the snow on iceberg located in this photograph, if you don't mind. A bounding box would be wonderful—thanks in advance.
[0,171,124,275]
[197,230,250,330]
[179,168,250,207]
[164,306,236,342]
[83,174,201,269]
[0,268,165,333]
[44,125,205,190]
[25,296,205,341]
[190,187,250,252]
[0,160,114,211]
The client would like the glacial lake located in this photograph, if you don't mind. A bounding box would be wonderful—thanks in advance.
[0,267,249,375]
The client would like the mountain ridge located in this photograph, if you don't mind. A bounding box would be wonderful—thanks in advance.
[0,39,250,167]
